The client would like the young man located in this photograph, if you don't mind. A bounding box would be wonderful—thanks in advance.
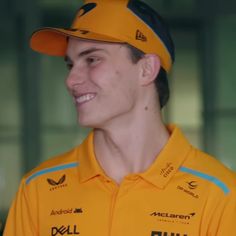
[4,0,236,235]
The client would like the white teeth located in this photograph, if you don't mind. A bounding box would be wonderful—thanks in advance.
[76,94,95,104]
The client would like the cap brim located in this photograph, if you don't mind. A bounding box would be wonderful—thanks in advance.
[30,27,124,56]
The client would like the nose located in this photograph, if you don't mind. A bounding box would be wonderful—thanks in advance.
[65,67,86,90]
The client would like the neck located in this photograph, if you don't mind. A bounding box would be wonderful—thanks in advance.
[93,104,169,184]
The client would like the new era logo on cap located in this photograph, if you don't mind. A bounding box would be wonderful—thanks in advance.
[136,30,147,42]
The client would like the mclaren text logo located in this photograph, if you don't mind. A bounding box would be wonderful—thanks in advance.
[150,212,195,220]
[51,225,79,236]
[47,175,67,191]
[150,212,195,225]
[151,231,188,236]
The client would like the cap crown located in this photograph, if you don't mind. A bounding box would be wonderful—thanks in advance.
[30,0,174,72]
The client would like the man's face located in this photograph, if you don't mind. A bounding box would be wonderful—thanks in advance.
[65,38,142,128]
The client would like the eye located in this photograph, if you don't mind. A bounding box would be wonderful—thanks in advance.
[86,56,100,66]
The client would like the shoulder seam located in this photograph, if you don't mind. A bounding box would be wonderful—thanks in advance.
[179,166,230,195]
[26,162,79,185]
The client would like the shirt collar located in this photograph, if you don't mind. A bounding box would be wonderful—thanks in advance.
[140,125,191,188]
[77,132,105,183]
[77,125,191,187]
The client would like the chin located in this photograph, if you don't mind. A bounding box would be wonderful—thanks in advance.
[77,111,120,129]
[77,115,102,128]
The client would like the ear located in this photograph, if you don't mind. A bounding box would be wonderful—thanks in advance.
[139,54,161,86]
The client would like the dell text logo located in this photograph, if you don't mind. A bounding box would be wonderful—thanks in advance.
[151,231,188,236]
[51,225,79,235]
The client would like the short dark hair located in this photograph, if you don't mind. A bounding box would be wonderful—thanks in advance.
[126,44,169,109]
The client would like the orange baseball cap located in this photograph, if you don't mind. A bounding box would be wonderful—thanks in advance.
[30,0,175,72]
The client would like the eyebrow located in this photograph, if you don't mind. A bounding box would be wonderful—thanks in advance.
[64,48,107,63]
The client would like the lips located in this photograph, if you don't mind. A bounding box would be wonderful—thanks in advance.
[74,93,96,105]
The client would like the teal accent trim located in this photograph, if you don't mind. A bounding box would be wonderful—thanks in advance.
[180,166,229,194]
[26,162,78,185]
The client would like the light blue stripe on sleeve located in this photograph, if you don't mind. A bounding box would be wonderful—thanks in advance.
[26,162,78,185]
[179,166,230,194]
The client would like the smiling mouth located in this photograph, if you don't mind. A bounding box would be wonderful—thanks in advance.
[75,93,96,105]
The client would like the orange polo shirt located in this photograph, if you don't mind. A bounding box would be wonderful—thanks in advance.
[4,126,236,236]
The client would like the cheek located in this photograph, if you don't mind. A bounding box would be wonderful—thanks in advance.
[89,62,139,100]
[88,63,119,90]
[88,63,111,84]
[110,70,139,105]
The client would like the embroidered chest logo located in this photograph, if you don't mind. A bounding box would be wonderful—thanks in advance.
[47,175,67,191]
[51,225,79,236]
[186,181,198,189]
[50,208,83,216]
[177,180,199,199]
[160,162,174,178]
[150,211,195,225]
[151,231,188,236]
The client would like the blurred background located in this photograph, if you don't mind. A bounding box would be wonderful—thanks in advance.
[0,0,236,233]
